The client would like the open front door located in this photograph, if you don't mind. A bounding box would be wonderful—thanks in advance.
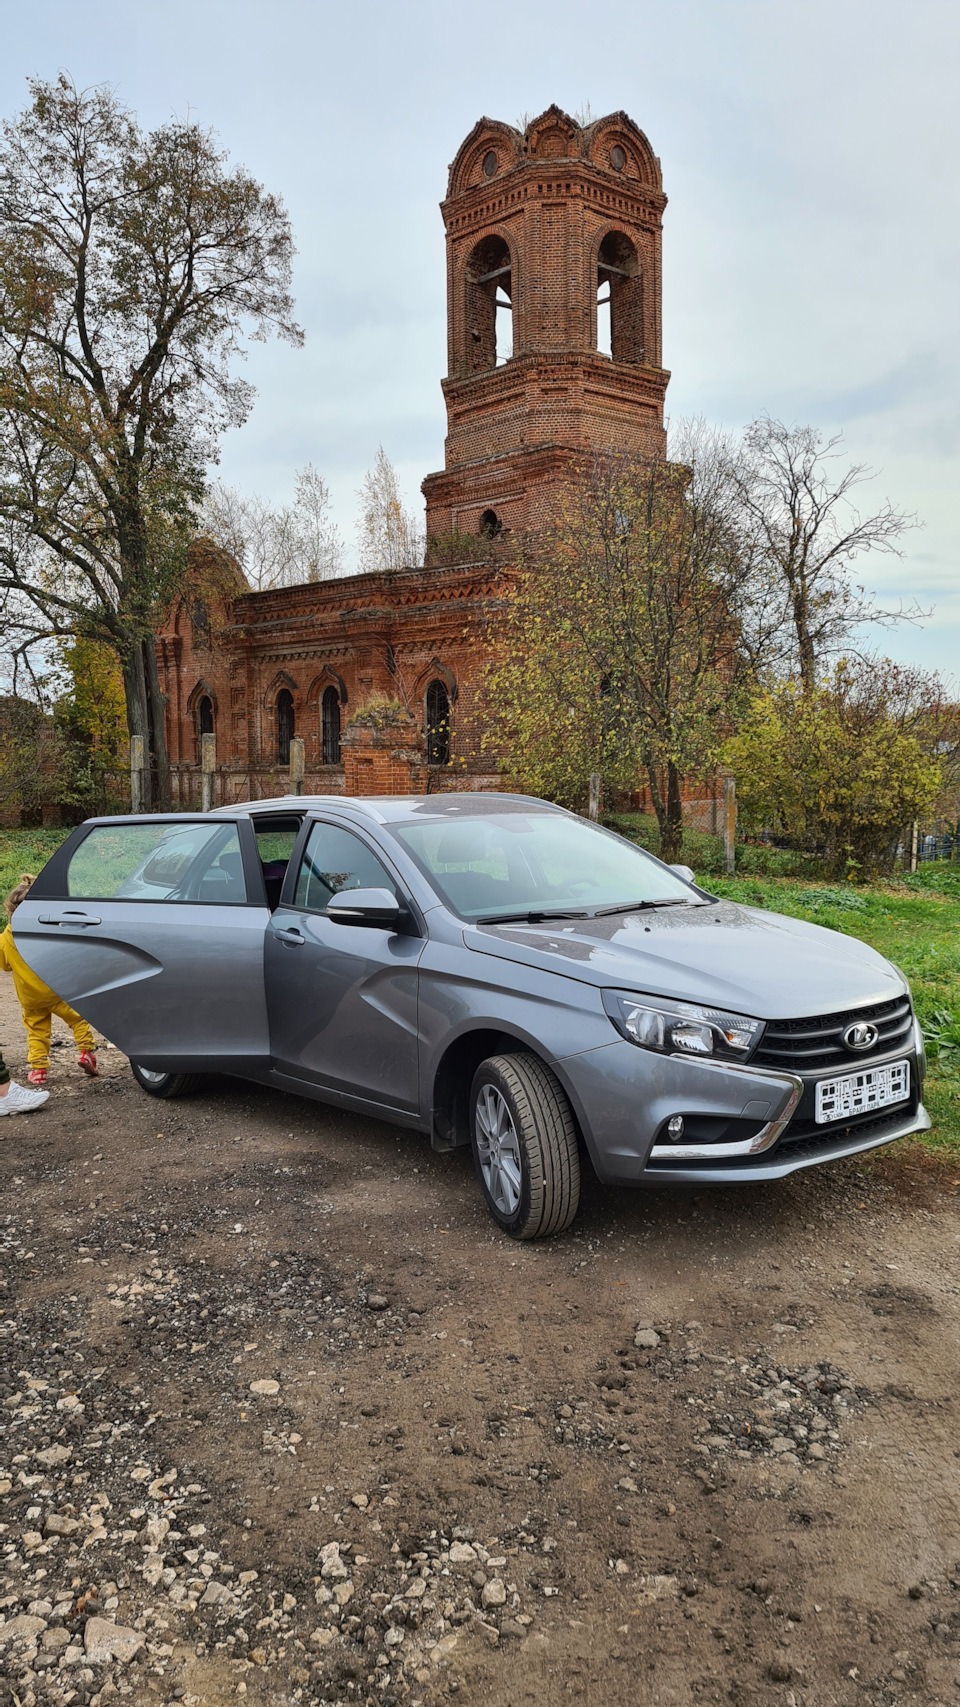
[11,817,270,1073]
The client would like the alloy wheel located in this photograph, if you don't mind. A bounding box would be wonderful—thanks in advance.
[475,1083,523,1215]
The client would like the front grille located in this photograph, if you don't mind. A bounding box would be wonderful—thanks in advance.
[753,995,913,1074]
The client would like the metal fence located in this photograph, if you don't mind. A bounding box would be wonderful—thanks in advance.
[915,820,959,864]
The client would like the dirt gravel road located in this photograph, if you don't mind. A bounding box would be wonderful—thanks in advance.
[2,991,960,1707]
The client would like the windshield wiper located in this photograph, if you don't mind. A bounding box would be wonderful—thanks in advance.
[591,898,698,917]
[475,908,591,925]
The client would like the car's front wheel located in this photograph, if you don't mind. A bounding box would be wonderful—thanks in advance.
[129,1062,205,1099]
[470,1052,581,1240]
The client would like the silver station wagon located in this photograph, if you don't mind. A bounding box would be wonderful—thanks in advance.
[14,794,929,1239]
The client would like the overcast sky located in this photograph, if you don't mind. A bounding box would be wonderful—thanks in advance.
[2,0,958,674]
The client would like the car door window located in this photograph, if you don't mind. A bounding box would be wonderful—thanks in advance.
[66,823,248,904]
[253,816,302,910]
[293,822,397,915]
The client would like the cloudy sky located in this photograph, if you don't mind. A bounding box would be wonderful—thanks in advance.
[3,0,958,673]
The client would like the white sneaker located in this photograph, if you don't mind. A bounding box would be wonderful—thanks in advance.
[0,1080,50,1115]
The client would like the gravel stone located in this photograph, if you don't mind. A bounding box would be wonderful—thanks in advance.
[482,1578,507,1608]
[83,1617,145,1664]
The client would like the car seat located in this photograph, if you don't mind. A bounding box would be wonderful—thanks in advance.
[261,858,288,910]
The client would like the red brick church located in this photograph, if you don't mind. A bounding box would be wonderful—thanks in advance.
[157,106,670,805]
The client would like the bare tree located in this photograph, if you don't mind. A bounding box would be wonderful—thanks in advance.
[732,417,920,691]
[0,75,302,807]
[356,447,423,574]
[201,463,344,590]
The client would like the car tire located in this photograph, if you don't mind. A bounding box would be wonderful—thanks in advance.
[129,1062,205,1099]
[469,1052,581,1240]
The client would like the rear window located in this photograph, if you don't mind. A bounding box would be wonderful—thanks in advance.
[66,823,248,904]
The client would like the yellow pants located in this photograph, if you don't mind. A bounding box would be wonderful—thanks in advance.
[21,1001,96,1069]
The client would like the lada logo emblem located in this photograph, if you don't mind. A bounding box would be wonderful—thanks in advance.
[843,1020,879,1052]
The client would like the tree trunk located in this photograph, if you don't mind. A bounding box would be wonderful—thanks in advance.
[143,636,172,811]
[792,583,817,693]
[646,760,669,853]
[121,643,152,811]
[660,761,685,863]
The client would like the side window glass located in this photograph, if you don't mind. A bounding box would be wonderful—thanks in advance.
[67,823,248,904]
[255,817,302,910]
[294,823,396,915]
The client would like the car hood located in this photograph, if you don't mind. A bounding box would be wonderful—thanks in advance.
[463,900,904,1020]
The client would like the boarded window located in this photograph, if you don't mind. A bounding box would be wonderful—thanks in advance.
[321,686,341,765]
[276,689,295,765]
[426,678,451,766]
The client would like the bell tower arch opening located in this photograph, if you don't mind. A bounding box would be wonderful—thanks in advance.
[597,231,643,364]
[466,235,513,372]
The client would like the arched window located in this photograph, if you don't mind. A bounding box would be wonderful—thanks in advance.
[466,235,513,373]
[197,695,214,741]
[276,689,295,766]
[479,508,503,539]
[321,686,341,765]
[596,231,642,364]
[191,599,210,645]
[425,679,451,767]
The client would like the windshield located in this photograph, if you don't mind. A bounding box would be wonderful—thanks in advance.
[390,812,697,922]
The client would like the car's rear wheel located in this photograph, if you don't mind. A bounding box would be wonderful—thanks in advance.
[469,1052,581,1240]
[129,1062,205,1099]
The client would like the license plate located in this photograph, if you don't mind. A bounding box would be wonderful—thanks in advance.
[815,1059,910,1124]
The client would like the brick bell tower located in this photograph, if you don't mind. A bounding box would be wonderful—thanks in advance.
[422,105,669,544]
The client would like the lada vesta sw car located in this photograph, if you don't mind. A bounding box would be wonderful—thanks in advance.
[12,794,929,1238]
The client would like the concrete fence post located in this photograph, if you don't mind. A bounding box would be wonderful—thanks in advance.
[130,735,144,814]
[200,732,217,813]
[723,776,737,876]
[289,736,305,797]
[587,772,601,822]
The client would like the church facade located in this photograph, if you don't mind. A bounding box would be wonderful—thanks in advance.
[157,106,670,807]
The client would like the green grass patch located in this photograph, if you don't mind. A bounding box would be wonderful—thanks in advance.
[0,827,72,900]
[696,866,960,1159]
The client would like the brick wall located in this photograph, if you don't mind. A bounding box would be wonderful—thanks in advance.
[156,105,673,802]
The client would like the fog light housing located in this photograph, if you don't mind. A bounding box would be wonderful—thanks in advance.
[667,1115,685,1141]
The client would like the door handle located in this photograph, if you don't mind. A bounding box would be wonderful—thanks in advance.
[274,926,305,946]
[37,912,102,927]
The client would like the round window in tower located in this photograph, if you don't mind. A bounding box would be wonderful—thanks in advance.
[482,150,498,178]
[610,144,626,172]
[479,508,503,539]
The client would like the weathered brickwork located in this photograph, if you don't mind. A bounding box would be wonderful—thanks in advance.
[156,106,670,804]
[422,106,668,541]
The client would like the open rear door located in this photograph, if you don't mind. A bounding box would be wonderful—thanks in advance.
[11,816,271,1073]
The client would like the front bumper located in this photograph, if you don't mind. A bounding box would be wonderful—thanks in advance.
[640,1102,931,1185]
[558,1024,929,1188]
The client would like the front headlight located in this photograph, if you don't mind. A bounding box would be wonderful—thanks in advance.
[603,991,764,1060]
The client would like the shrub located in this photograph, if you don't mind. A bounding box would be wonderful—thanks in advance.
[725,662,941,878]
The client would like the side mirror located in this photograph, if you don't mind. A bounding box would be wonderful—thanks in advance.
[327,887,401,929]
[669,864,696,885]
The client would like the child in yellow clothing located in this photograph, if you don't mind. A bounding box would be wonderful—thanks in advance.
[0,874,98,1087]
